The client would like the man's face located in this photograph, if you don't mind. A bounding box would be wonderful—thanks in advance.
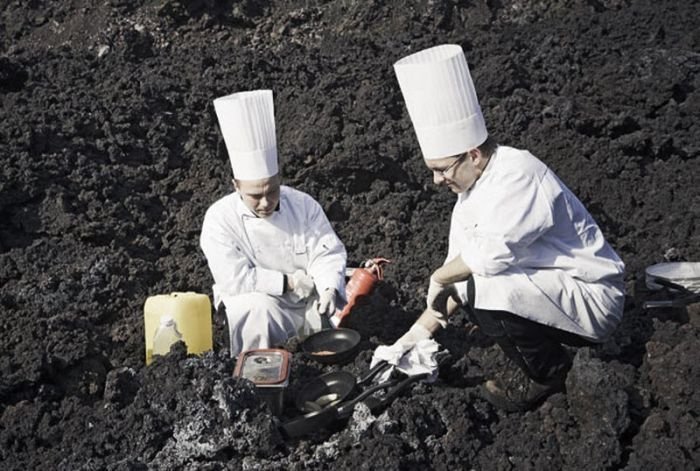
[234,174,281,218]
[425,149,485,193]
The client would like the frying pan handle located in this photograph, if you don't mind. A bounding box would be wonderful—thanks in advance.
[369,372,429,409]
[643,300,676,309]
[650,276,692,294]
[357,360,391,385]
[283,376,404,437]
[645,276,700,308]
[643,295,700,309]
[335,378,400,417]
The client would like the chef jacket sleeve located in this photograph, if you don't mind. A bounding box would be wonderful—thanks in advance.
[459,170,555,276]
[200,207,284,297]
[303,197,348,300]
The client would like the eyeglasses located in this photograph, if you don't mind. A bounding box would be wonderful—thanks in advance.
[436,153,466,178]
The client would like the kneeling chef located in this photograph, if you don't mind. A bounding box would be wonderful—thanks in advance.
[381,44,625,411]
[200,89,347,356]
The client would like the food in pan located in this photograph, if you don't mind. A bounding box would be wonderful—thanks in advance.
[312,350,336,355]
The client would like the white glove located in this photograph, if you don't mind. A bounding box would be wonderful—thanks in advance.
[370,325,438,384]
[426,276,445,310]
[372,324,430,369]
[397,323,432,351]
[372,343,407,366]
[289,270,315,300]
[316,288,337,316]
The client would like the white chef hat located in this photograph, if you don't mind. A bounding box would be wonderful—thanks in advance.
[394,44,488,160]
[213,89,279,180]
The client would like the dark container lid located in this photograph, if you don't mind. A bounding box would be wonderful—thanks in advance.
[233,348,291,387]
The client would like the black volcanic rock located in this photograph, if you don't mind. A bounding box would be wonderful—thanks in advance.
[1,0,699,469]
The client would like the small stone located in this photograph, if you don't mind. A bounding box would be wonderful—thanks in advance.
[104,367,140,406]
[641,413,667,434]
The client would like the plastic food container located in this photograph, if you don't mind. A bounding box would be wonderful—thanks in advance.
[645,262,700,293]
[143,292,213,365]
[233,349,291,416]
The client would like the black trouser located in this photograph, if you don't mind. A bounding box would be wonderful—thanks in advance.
[213,303,231,355]
[465,277,595,382]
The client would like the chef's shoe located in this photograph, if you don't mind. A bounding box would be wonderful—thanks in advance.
[481,366,566,412]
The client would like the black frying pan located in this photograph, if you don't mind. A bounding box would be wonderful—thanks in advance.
[283,378,397,437]
[296,360,391,414]
[301,328,361,364]
[643,276,700,309]
[280,362,428,438]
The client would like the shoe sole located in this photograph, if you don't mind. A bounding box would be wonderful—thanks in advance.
[480,380,560,413]
[479,382,527,413]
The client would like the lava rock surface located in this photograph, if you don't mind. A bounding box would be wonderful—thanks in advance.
[1,0,699,469]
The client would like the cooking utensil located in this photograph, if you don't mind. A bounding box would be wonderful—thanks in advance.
[296,360,391,414]
[281,361,428,438]
[330,258,391,327]
[643,276,700,310]
[362,371,430,411]
[301,328,361,364]
[304,393,341,412]
[233,348,291,416]
[645,262,700,292]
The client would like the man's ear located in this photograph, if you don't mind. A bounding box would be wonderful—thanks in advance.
[468,148,481,162]
[232,178,238,191]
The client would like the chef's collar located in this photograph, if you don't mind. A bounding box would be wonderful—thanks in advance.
[464,148,496,195]
[236,192,282,219]
[480,148,495,176]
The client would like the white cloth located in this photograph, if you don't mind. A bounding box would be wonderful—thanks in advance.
[394,44,488,159]
[213,90,279,180]
[370,339,441,384]
[200,186,347,355]
[447,146,625,341]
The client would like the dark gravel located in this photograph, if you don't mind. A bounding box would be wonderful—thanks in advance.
[1,0,698,469]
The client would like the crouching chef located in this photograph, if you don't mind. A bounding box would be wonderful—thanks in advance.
[200,89,347,356]
[381,45,625,411]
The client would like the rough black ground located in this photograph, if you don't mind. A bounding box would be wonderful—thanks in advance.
[1,0,699,469]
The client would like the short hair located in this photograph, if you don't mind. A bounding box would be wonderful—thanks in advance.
[477,135,498,158]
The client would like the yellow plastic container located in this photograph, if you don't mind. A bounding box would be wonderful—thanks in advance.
[144,292,213,365]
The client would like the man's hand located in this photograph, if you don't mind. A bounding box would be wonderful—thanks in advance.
[316,288,337,316]
[428,257,473,308]
[427,276,446,311]
[371,342,407,367]
[371,323,433,371]
[396,323,433,352]
[288,270,315,299]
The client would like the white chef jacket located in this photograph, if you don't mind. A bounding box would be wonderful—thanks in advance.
[448,146,625,341]
[200,185,347,354]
